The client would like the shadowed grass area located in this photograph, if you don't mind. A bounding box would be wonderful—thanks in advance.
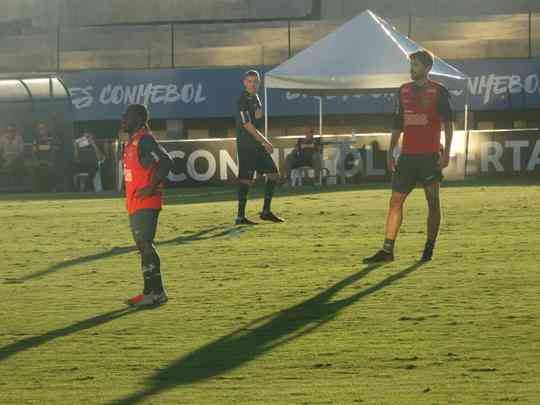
[112,262,425,405]
[1,182,539,404]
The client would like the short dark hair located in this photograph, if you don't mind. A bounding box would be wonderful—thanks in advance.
[126,104,149,123]
[409,50,434,69]
[243,70,260,80]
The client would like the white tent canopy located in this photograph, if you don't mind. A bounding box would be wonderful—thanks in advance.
[265,10,467,93]
[264,9,469,138]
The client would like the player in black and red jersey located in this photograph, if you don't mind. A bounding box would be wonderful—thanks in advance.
[364,50,454,263]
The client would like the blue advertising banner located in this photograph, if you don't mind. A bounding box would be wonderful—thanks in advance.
[61,58,540,121]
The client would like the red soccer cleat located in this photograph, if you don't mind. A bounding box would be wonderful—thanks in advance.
[126,293,155,308]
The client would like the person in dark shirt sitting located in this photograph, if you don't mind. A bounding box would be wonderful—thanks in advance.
[288,127,323,186]
[0,124,25,186]
[31,122,59,192]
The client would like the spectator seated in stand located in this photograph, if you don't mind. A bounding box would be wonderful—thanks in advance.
[285,127,323,186]
[31,122,59,192]
[0,123,25,187]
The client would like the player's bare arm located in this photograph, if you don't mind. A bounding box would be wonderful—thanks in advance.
[387,129,402,173]
[439,121,453,169]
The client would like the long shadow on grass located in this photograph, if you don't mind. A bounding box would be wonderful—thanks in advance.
[0,307,138,363]
[9,226,239,283]
[112,261,424,405]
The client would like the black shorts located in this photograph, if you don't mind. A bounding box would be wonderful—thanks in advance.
[129,209,160,243]
[392,153,443,194]
[237,146,278,181]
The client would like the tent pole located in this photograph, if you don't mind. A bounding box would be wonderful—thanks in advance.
[264,85,269,137]
[463,84,470,180]
[319,96,323,137]
[319,96,326,185]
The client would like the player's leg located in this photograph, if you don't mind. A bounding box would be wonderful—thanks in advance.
[139,240,167,303]
[128,212,152,296]
[258,149,284,223]
[363,191,409,263]
[385,190,409,244]
[363,155,415,263]
[237,178,254,223]
[419,153,444,261]
[421,182,440,261]
[236,149,257,225]
[421,175,442,263]
[127,209,166,307]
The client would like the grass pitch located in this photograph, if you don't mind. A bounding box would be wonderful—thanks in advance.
[1,182,539,404]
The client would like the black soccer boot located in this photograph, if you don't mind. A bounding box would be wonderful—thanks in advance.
[259,211,285,223]
[363,249,394,264]
[235,216,258,226]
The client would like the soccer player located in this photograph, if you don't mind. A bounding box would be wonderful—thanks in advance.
[235,70,284,225]
[122,104,172,307]
[364,50,453,263]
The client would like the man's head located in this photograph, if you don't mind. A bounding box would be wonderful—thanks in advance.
[122,104,149,134]
[409,50,433,82]
[243,70,261,95]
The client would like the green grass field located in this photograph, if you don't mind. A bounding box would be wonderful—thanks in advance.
[1,182,539,404]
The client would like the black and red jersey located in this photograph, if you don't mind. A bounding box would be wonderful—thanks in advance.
[393,80,453,155]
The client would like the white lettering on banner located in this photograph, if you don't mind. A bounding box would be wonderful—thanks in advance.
[285,92,395,103]
[219,150,238,180]
[524,75,539,94]
[480,141,504,172]
[285,92,302,101]
[165,147,285,182]
[476,139,540,173]
[167,150,187,182]
[526,140,540,171]
[69,86,94,109]
[466,73,540,105]
[69,82,206,110]
[283,73,540,107]
[187,150,216,182]
[505,140,529,171]
[508,75,522,94]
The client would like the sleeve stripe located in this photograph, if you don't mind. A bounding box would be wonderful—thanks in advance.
[240,111,251,124]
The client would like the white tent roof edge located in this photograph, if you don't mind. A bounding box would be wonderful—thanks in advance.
[265,9,468,93]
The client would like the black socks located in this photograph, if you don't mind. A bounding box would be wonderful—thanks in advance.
[263,180,276,213]
[238,182,250,218]
[383,238,395,254]
[141,244,163,294]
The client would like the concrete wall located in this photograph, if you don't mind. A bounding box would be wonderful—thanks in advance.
[321,0,540,19]
[1,1,540,73]
[2,0,539,30]
[1,13,539,73]
[0,0,312,29]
